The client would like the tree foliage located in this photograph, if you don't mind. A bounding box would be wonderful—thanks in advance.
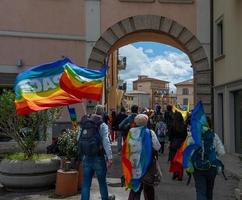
[0,90,62,159]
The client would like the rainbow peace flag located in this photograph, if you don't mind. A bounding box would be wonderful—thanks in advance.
[182,101,208,169]
[15,58,108,115]
[121,127,152,191]
[59,63,107,101]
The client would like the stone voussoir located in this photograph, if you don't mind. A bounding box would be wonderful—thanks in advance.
[185,37,202,53]
[88,60,103,69]
[169,22,184,38]
[94,38,111,54]
[194,59,210,72]
[110,23,126,39]
[133,15,161,31]
[101,29,118,46]
[160,17,173,33]
[121,18,134,34]
[89,50,106,63]
[191,48,208,63]
[178,28,194,44]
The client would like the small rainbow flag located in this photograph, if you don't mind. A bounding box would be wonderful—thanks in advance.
[59,63,107,101]
[67,106,77,129]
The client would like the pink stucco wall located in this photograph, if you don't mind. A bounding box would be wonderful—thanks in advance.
[0,37,85,67]
[101,0,197,35]
[0,0,85,35]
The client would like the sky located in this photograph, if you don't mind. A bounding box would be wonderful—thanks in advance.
[118,42,193,92]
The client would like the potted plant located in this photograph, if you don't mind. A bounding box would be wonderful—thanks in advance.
[57,128,79,170]
[0,90,62,190]
[54,128,82,197]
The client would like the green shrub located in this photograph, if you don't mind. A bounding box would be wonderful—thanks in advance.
[57,128,79,160]
[0,90,62,159]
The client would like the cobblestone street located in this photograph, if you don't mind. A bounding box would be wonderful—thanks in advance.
[0,144,238,200]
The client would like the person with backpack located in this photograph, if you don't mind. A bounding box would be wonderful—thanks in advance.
[78,105,114,200]
[154,114,167,154]
[122,114,161,200]
[191,117,225,200]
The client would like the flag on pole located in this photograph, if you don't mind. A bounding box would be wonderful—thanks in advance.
[67,106,77,129]
[14,58,80,115]
[182,101,208,169]
[15,58,108,115]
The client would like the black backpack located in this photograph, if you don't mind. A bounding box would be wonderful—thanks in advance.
[191,131,217,171]
[78,116,104,158]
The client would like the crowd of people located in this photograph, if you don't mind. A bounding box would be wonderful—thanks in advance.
[51,103,225,200]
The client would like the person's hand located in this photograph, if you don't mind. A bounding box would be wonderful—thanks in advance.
[107,159,113,168]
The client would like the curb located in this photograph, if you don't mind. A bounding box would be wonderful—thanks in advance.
[222,154,242,200]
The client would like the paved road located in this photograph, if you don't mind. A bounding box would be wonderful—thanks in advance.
[0,144,238,200]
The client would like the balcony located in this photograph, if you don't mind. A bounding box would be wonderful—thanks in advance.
[117,56,127,70]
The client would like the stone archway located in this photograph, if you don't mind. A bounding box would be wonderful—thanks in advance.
[88,15,212,116]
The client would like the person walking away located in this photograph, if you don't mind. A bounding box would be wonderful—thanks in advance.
[191,117,225,200]
[122,114,161,200]
[119,104,138,186]
[110,110,117,142]
[151,105,162,130]
[115,107,128,153]
[169,111,187,181]
[154,114,167,154]
[119,104,139,141]
[164,105,174,140]
[78,105,114,200]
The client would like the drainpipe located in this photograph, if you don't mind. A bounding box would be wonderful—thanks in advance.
[210,0,214,127]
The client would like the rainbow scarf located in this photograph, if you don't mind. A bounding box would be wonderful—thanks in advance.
[122,127,152,192]
[15,58,108,115]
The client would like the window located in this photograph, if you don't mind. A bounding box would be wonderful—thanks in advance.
[183,98,188,105]
[216,18,224,57]
[235,90,242,153]
[182,88,189,95]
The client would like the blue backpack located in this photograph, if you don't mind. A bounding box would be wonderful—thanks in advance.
[78,116,104,158]
[191,131,224,172]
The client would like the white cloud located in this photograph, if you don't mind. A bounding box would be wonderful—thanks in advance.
[118,44,193,92]
[144,49,154,54]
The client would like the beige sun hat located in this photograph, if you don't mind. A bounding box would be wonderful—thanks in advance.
[134,114,149,126]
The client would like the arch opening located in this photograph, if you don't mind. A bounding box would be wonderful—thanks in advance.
[88,15,212,116]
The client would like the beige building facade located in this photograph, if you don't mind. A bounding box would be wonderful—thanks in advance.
[123,90,150,112]
[0,0,213,146]
[133,75,169,109]
[175,79,194,109]
[213,0,242,154]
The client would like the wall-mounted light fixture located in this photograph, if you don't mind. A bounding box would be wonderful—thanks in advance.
[16,59,23,67]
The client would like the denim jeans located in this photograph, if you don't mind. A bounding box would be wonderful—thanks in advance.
[81,156,108,200]
[193,167,217,200]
